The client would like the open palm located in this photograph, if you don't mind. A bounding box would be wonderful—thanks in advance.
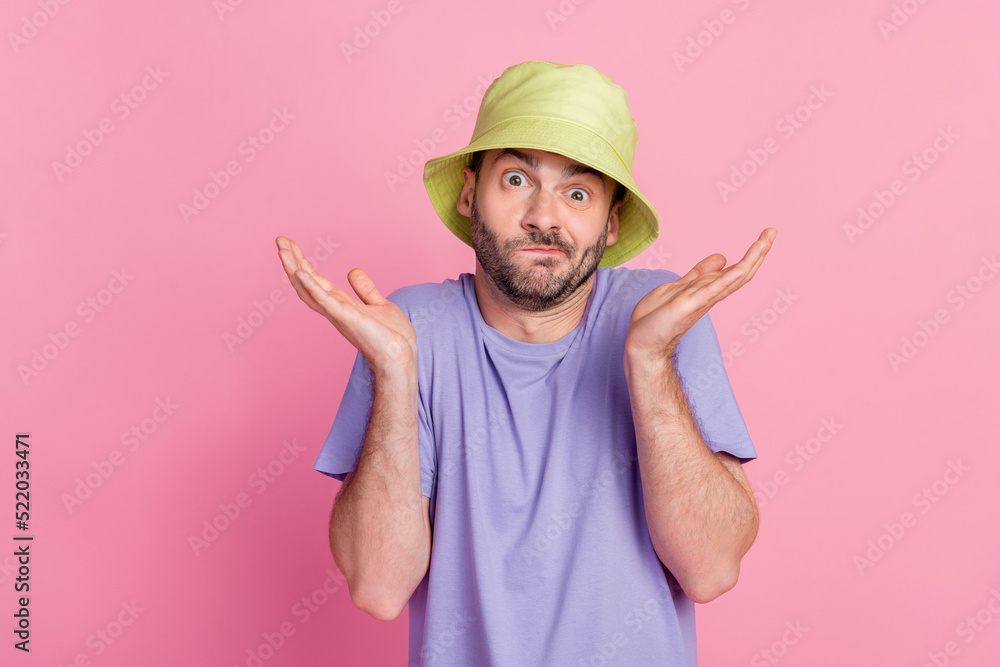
[276,236,417,373]
[626,228,777,360]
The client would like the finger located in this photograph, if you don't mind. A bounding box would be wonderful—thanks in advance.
[277,237,308,280]
[739,245,770,285]
[677,253,726,284]
[282,237,338,292]
[673,228,778,312]
[297,269,351,321]
[740,228,777,284]
[686,241,761,301]
[277,242,335,313]
[298,256,336,293]
[754,227,778,271]
[683,228,774,290]
[347,268,387,305]
[283,264,326,314]
[688,264,746,304]
[279,235,305,261]
[277,246,310,297]
[277,245,302,278]
[277,247,328,310]
[287,237,318,275]
[715,228,776,288]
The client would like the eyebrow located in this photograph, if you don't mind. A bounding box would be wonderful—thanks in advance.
[492,148,607,191]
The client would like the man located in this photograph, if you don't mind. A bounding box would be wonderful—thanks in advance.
[277,61,776,665]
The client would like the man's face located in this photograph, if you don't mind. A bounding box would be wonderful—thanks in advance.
[457,147,621,312]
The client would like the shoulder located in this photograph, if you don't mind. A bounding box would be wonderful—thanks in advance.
[599,265,683,284]
[597,266,683,302]
[386,274,473,339]
[385,274,471,312]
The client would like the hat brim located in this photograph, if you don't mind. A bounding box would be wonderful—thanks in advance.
[423,117,660,268]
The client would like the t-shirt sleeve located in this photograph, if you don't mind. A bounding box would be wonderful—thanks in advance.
[312,350,374,481]
[671,311,757,463]
[312,348,437,499]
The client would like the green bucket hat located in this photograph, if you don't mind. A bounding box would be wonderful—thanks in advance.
[422,60,660,268]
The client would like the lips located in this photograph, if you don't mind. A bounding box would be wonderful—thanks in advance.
[520,247,563,255]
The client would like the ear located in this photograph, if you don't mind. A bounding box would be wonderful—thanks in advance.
[605,198,622,247]
[457,166,475,217]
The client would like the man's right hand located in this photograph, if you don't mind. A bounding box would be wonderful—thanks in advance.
[275,236,417,374]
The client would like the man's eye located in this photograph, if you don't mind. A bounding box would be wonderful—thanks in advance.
[504,172,525,187]
[568,188,589,202]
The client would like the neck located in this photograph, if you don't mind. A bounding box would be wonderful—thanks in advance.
[473,265,596,344]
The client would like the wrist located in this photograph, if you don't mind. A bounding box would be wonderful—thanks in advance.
[371,356,418,392]
[624,341,676,371]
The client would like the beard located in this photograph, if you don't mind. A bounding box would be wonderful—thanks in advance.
[468,188,608,312]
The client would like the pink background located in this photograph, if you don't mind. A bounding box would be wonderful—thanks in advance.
[3,0,999,665]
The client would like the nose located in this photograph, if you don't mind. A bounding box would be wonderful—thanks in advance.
[521,187,561,237]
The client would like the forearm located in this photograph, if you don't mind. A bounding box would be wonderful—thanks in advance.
[330,361,430,620]
[624,347,758,603]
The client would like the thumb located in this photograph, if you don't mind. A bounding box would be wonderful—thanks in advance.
[347,268,386,305]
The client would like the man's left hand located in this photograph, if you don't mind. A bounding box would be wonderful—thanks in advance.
[625,228,778,361]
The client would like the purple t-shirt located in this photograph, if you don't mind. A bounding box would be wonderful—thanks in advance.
[314,266,756,666]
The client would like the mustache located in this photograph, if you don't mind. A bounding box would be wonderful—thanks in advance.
[469,193,574,254]
[509,234,572,253]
